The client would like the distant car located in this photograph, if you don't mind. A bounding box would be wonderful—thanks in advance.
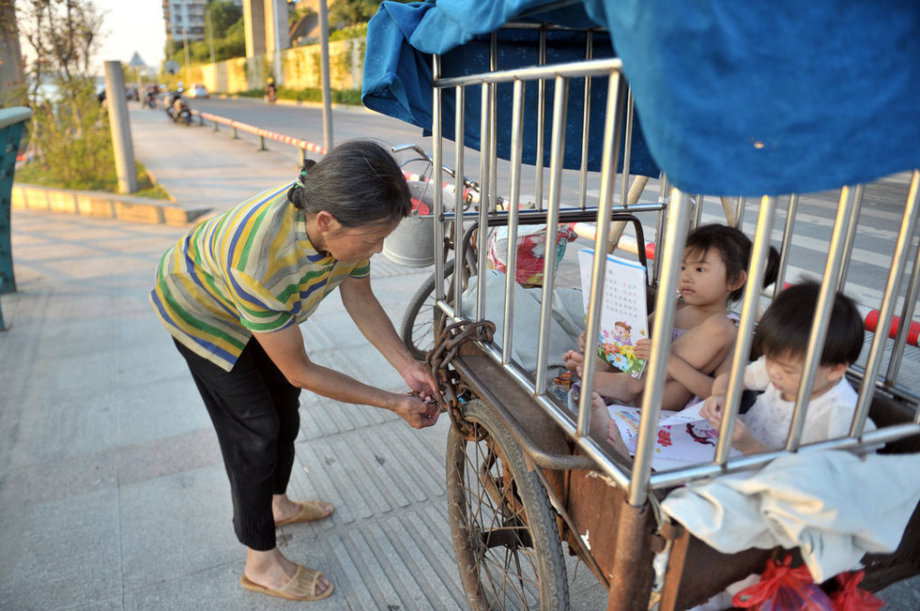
[187,84,209,99]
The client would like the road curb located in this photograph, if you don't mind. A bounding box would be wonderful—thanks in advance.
[11,183,211,226]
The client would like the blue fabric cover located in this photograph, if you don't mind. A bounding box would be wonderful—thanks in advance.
[362,1,659,177]
[363,0,920,196]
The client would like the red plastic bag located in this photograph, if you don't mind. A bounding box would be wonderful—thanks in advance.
[733,554,834,610]
[829,571,884,610]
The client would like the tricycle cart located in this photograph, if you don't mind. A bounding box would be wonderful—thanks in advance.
[364,2,920,609]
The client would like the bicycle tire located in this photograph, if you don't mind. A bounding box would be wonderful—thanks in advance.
[446,399,569,610]
[400,259,455,360]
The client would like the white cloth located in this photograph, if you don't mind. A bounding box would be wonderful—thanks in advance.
[661,451,920,581]
[459,269,584,371]
[741,356,876,450]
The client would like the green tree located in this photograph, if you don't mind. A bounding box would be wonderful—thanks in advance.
[15,0,118,190]
[206,0,242,39]
[329,0,381,28]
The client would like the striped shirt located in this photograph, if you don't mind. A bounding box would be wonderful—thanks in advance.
[150,183,370,371]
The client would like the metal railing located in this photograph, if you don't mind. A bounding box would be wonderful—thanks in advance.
[190,109,326,160]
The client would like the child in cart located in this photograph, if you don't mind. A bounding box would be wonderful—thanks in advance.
[564,224,780,412]
[700,281,876,453]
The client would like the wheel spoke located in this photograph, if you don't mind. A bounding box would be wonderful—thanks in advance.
[448,402,568,610]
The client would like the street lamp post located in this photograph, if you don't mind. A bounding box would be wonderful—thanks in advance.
[318,0,333,151]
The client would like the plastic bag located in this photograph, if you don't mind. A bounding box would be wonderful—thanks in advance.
[486,224,577,287]
[829,571,883,611]
[733,554,834,610]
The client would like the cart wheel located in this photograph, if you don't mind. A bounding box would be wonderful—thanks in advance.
[400,259,455,360]
[447,400,569,610]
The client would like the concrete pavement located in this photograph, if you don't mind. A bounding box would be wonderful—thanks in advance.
[1,102,918,610]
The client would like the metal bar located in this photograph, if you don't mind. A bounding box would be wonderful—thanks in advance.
[475,83,492,320]
[650,423,920,489]
[534,75,569,395]
[535,29,547,209]
[259,135,266,151]
[714,196,778,463]
[619,89,634,207]
[453,86,466,316]
[653,173,669,284]
[501,80,526,365]
[886,237,920,383]
[577,72,626,437]
[439,202,666,222]
[836,184,865,291]
[432,55,445,303]
[734,197,746,228]
[628,190,692,506]
[852,170,920,436]
[786,186,860,450]
[577,30,593,209]
[850,363,920,405]
[489,32,499,214]
[477,341,632,489]
[693,194,705,228]
[435,59,623,89]
[503,19,603,32]
[774,193,799,298]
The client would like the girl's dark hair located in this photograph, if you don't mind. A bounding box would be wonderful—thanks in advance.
[685,224,780,302]
[287,140,411,226]
[754,281,864,366]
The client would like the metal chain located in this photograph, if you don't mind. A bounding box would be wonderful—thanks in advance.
[427,319,495,438]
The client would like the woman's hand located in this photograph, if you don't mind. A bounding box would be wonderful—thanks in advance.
[634,338,651,362]
[393,394,440,429]
[400,360,440,402]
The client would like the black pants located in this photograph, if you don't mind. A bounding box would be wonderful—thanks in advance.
[174,338,301,551]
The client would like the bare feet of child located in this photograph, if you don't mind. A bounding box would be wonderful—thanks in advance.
[589,392,631,458]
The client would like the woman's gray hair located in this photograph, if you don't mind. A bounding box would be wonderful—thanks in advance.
[288,140,411,227]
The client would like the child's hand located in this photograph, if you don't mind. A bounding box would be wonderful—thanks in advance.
[700,394,725,429]
[634,338,651,361]
[701,395,749,445]
[563,350,585,374]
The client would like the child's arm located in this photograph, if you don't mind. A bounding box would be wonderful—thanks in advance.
[701,394,770,455]
[634,314,736,398]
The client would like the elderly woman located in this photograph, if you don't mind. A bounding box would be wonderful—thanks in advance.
[150,141,440,602]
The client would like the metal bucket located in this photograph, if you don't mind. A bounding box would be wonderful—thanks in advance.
[382,180,456,268]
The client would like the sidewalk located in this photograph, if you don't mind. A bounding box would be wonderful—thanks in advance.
[130,106,301,214]
[1,106,917,610]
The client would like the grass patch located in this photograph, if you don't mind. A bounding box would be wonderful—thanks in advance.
[15,161,172,200]
[230,87,362,105]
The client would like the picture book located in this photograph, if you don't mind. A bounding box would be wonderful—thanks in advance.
[577,248,648,378]
[607,401,740,471]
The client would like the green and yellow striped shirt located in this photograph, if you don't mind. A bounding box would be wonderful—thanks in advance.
[150,183,370,371]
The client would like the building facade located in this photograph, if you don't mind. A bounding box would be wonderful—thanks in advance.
[163,0,244,45]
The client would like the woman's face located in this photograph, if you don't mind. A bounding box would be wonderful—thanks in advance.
[312,212,400,263]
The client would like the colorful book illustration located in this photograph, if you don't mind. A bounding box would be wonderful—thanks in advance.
[607,401,740,471]
[577,249,648,378]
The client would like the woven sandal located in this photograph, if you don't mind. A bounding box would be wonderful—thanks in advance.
[274,500,335,527]
[240,564,334,601]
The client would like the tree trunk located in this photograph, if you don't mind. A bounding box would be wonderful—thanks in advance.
[0,0,26,105]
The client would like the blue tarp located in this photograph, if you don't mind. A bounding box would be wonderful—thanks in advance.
[363,0,920,197]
